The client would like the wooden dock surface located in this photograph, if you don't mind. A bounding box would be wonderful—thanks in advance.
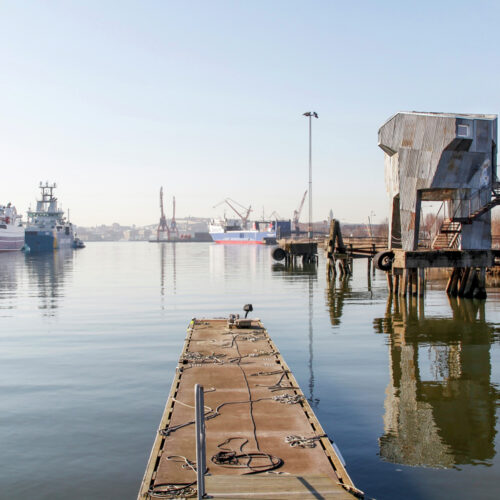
[138,318,360,499]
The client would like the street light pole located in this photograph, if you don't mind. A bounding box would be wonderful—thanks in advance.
[303,111,318,240]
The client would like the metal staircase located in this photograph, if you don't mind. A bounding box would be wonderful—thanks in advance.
[430,182,500,249]
[431,219,461,249]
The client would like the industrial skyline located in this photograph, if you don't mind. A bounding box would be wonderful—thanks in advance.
[1,1,499,226]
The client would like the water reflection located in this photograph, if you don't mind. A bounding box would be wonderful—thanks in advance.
[24,250,73,316]
[0,252,24,312]
[374,296,498,468]
[272,261,319,407]
[326,278,351,327]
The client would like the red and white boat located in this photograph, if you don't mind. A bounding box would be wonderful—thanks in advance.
[0,203,24,251]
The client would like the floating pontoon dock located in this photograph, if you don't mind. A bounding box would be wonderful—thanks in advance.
[139,318,361,499]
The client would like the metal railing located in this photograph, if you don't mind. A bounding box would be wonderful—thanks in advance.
[195,384,206,500]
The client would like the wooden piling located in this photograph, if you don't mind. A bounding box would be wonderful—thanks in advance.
[458,267,470,297]
[475,267,487,299]
[418,268,425,297]
[401,269,409,297]
[463,268,477,298]
[386,272,393,293]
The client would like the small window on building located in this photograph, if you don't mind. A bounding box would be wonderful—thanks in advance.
[457,124,469,137]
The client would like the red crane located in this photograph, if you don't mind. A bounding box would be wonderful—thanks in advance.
[293,190,308,233]
[170,196,179,239]
[157,187,170,241]
[213,198,252,229]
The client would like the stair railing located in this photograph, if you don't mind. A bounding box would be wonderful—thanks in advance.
[428,201,445,245]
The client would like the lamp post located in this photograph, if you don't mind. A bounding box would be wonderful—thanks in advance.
[303,111,318,240]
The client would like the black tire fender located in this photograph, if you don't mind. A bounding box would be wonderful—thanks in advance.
[374,250,394,271]
[272,247,286,261]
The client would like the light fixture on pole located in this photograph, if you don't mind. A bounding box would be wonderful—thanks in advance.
[303,111,319,240]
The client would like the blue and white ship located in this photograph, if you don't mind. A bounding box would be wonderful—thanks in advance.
[25,182,74,252]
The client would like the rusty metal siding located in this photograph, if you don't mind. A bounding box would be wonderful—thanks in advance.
[379,111,498,251]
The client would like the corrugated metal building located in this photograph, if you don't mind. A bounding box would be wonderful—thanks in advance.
[379,112,497,250]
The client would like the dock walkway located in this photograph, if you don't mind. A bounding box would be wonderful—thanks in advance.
[139,318,360,499]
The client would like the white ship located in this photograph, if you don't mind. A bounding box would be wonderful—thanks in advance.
[0,203,25,252]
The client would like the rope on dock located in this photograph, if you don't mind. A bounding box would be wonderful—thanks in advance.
[147,482,196,498]
[181,351,226,364]
[285,434,327,448]
[255,371,299,392]
[211,437,283,474]
[272,393,304,404]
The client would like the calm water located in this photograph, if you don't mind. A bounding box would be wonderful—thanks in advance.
[1,242,500,499]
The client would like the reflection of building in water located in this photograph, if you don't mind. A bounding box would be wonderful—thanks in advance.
[374,296,497,468]
[25,250,73,316]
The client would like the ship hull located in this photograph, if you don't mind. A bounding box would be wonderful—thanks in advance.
[0,226,25,252]
[210,230,275,244]
[25,230,74,253]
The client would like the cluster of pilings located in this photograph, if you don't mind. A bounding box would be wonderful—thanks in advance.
[326,255,352,281]
[387,269,426,297]
[445,267,487,299]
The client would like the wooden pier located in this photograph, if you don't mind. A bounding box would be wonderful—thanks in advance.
[384,249,493,299]
[138,318,360,499]
[272,239,318,265]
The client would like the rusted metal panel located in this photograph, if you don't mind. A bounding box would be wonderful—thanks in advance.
[379,111,497,251]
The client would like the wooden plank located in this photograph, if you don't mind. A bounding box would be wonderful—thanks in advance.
[205,475,356,499]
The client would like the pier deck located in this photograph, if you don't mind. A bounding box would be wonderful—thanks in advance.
[138,318,359,499]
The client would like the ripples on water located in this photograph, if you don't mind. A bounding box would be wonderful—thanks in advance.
[1,242,500,499]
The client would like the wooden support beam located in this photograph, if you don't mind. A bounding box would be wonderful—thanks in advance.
[446,269,456,295]
[475,267,487,299]
[394,274,400,295]
[458,267,470,297]
[418,268,425,297]
[412,269,418,296]
[450,268,461,297]
[401,269,409,297]
[386,272,393,293]
[463,268,477,298]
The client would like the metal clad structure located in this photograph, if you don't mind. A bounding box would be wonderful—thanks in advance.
[379,112,497,250]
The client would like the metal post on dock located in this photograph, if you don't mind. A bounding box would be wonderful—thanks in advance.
[195,384,206,500]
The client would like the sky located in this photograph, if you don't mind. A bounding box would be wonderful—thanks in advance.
[1,0,499,227]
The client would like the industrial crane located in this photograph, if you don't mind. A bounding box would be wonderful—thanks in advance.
[293,190,308,233]
[170,196,179,239]
[213,198,253,229]
[157,187,170,241]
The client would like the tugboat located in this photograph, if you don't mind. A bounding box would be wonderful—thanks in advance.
[25,182,74,252]
[0,203,24,251]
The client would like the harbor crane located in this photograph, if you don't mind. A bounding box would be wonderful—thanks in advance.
[170,196,179,239]
[213,198,253,229]
[293,190,308,233]
[157,187,170,241]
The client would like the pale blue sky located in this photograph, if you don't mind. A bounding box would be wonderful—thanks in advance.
[1,0,499,226]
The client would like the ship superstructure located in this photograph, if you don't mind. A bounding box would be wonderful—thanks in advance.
[0,203,24,251]
[25,182,74,252]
